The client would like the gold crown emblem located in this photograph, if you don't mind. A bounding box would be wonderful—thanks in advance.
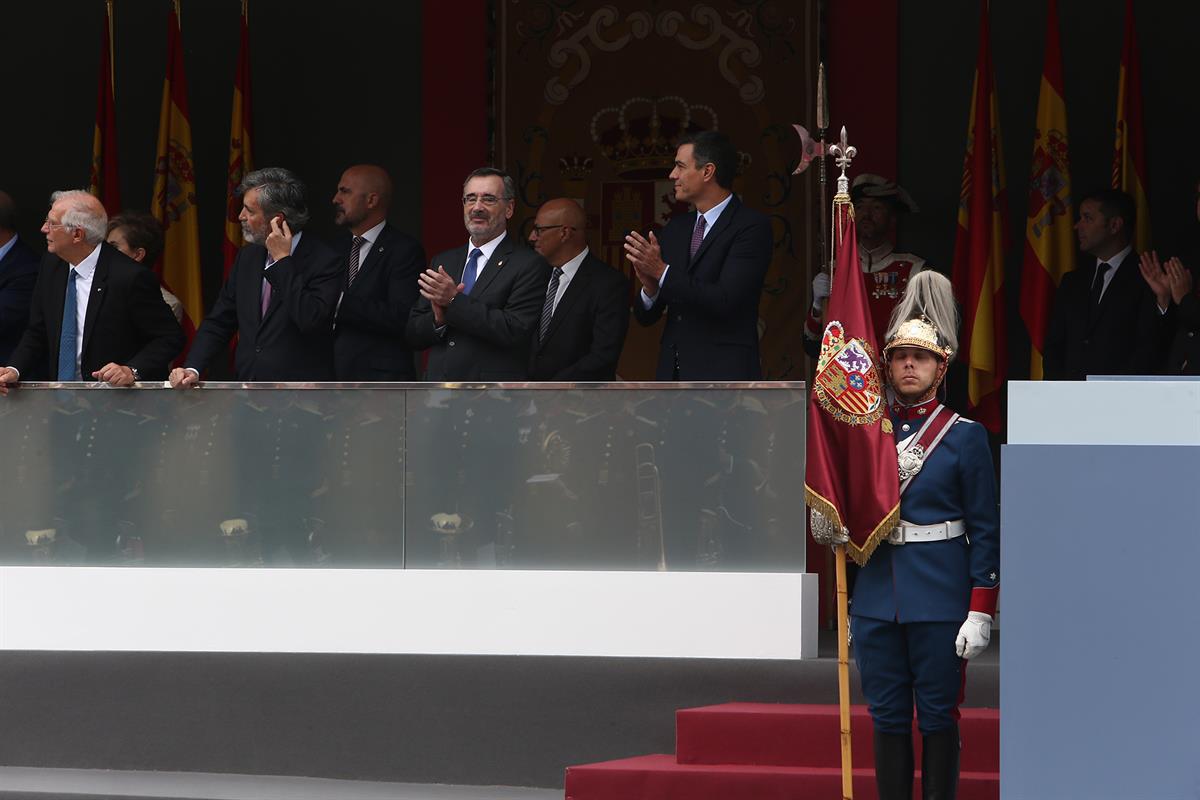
[884,315,953,360]
[591,96,717,179]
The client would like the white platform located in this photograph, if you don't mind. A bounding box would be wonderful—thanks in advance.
[0,567,818,659]
[1008,379,1200,445]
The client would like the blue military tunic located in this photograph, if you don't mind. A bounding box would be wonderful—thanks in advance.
[852,399,1000,623]
[849,397,1000,735]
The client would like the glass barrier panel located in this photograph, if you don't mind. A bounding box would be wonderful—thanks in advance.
[0,384,805,572]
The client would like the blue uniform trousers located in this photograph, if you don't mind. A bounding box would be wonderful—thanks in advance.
[851,616,963,736]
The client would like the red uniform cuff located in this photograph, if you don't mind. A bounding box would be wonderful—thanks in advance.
[804,309,822,338]
[970,586,998,617]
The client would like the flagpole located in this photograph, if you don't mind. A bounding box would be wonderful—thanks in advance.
[835,544,854,800]
[826,125,858,800]
[106,0,116,100]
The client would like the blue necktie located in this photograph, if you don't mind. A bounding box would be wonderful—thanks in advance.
[57,268,80,381]
[462,248,483,295]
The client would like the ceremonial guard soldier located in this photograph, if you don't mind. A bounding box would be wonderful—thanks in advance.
[851,271,999,799]
[805,174,926,354]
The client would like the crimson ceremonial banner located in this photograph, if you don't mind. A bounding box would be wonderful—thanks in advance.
[88,0,120,213]
[223,0,254,279]
[1113,0,1151,253]
[1019,0,1074,381]
[805,200,900,566]
[151,1,202,340]
[951,0,1008,433]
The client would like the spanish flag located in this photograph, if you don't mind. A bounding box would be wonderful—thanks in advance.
[1112,0,1151,253]
[88,0,120,213]
[223,0,254,279]
[1019,0,1074,381]
[151,0,202,336]
[951,0,1008,433]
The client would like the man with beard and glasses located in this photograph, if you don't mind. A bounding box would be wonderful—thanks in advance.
[331,164,426,381]
[849,271,999,800]
[406,167,550,380]
[170,167,342,385]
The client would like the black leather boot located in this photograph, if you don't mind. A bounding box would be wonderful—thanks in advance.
[921,725,960,800]
[874,729,915,800]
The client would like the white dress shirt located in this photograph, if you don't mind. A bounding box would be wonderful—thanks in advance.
[550,247,587,315]
[1094,245,1133,303]
[464,230,506,283]
[65,244,102,379]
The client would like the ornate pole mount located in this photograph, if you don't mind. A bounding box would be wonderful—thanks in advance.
[827,126,857,199]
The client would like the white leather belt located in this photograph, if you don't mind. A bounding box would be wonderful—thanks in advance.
[888,519,966,545]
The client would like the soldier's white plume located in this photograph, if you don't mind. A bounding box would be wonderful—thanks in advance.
[884,271,959,360]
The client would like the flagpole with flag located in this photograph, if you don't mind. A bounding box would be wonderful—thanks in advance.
[1113,0,1151,252]
[224,0,254,278]
[951,0,1008,433]
[1019,0,1074,381]
[151,0,203,344]
[806,126,901,800]
[88,0,120,212]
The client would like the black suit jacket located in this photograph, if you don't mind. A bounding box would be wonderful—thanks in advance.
[8,242,184,381]
[632,194,772,380]
[0,236,39,363]
[333,223,426,381]
[529,251,630,381]
[1044,252,1165,380]
[1165,264,1200,375]
[185,233,342,381]
[406,233,550,381]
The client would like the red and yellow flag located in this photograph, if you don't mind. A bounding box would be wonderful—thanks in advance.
[88,0,120,213]
[805,195,900,566]
[223,0,254,278]
[151,1,202,336]
[951,0,1008,433]
[1112,0,1150,252]
[1019,0,1073,381]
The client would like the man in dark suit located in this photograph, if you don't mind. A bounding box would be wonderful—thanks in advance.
[170,167,342,386]
[1044,188,1165,380]
[624,130,773,380]
[331,164,426,381]
[0,190,183,394]
[527,198,629,381]
[1140,178,1200,375]
[0,191,39,363]
[407,167,550,381]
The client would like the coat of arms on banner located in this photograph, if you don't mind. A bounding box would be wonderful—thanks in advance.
[813,321,884,425]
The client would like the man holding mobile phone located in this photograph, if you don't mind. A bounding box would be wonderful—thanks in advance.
[170,167,342,384]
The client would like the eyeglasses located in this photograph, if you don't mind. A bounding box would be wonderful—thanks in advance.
[43,218,71,230]
[462,193,508,207]
[529,224,568,237]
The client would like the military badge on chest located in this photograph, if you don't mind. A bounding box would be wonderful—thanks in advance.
[872,268,907,300]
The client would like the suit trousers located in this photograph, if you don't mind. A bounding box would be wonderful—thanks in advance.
[851,616,964,736]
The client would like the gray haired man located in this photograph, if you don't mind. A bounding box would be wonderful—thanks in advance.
[0,190,183,394]
[171,167,342,383]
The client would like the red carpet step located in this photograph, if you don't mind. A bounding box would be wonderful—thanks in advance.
[564,703,998,800]
[565,754,999,800]
[676,703,998,774]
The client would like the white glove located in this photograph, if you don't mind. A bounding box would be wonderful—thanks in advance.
[812,272,832,312]
[955,611,992,659]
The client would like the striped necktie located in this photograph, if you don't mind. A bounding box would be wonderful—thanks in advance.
[348,235,366,286]
[539,267,564,341]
